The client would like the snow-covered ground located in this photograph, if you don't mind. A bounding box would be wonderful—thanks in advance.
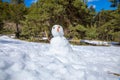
[0,36,120,80]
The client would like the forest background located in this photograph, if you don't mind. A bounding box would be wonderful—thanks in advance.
[0,0,120,42]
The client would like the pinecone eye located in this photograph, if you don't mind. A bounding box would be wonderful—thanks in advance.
[58,26,60,28]
[53,27,55,29]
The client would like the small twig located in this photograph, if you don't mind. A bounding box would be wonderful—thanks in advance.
[108,71,120,76]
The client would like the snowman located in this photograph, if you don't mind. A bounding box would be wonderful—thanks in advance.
[49,25,81,64]
[49,25,73,55]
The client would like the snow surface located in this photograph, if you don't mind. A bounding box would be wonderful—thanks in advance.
[0,36,120,80]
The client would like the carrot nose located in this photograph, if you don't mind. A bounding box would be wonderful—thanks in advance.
[57,26,60,32]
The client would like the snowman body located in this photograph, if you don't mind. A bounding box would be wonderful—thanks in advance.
[49,25,73,55]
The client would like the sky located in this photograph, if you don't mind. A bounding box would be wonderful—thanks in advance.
[25,0,116,12]
[87,0,116,12]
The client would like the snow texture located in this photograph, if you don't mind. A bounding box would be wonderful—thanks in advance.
[0,36,120,80]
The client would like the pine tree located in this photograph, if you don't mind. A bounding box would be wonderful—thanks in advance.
[109,0,120,7]
[22,0,92,40]
[9,0,27,38]
[11,0,24,4]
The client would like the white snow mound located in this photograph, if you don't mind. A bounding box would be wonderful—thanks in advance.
[0,36,120,80]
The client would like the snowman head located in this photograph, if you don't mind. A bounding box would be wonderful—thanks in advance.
[52,25,64,37]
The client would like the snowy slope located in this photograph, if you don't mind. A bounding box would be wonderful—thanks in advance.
[0,36,120,80]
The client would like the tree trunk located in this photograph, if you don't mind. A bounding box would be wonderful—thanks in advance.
[45,29,50,41]
[15,23,20,38]
[0,21,3,31]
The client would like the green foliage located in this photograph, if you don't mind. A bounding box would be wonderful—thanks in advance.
[22,0,93,40]
[94,10,114,27]
[67,25,86,39]
[9,3,28,23]
[97,18,120,41]
[21,19,42,39]
[0,0,28,37]
[0,2,10,20]
[92,6,120,42]
[0,1,10,33]
[112,31,120,42]
[20,0,119,42]
[85,25,98,39]
[9,1,28,38]
[0,0,120,42]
